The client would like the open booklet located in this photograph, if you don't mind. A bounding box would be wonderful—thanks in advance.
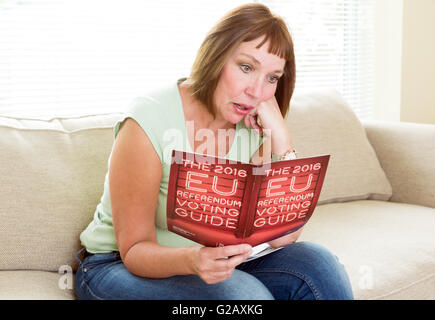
[166,150,330,261]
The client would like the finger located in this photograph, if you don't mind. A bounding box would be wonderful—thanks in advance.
[213,250,251,272]
[227,251,251,268]
[244,114,251,128]
[249,115,263,135]
[214,244,252,259]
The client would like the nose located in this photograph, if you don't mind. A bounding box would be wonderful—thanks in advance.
[245,76,263,101]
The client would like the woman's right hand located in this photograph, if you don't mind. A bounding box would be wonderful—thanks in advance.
[190,244,252,284]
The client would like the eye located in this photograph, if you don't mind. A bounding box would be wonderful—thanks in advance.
[240,64,252,73]
[267,75,279,84]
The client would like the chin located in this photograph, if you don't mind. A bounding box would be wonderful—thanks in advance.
[228,114,244,125]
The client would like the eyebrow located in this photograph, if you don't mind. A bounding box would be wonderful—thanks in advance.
[239,53,284,75]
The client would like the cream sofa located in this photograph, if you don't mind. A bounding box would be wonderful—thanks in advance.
[1,90,434,300]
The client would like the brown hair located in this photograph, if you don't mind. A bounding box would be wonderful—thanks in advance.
[187,3,296,118]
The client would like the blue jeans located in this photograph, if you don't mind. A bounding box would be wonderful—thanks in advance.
[74,242,354,300]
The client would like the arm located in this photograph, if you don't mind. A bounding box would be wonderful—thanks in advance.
[250,144,304,248]
[248,97,303,248]
[110,118,190,278]
[110,118,251,283]
[246,96,295,157]
[363,120,435,208]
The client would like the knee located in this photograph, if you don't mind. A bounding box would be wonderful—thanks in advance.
[292,242,342,269]
[218,270,274,300]
[284,242,354,300]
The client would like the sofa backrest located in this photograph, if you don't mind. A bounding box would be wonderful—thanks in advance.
[287,89,392,204]
[0,90,393,272]
[0,114,121,272]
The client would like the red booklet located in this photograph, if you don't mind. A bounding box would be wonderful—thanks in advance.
[167,150,330,248]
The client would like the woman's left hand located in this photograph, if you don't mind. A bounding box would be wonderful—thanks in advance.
[244,96,294,156]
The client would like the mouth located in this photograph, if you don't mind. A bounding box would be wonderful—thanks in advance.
[233,103,254,115]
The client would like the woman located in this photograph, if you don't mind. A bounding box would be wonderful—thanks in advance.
[75,3,354,300]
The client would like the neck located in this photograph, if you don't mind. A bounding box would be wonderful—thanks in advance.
[179,82,235,131]
[207,113,235,132]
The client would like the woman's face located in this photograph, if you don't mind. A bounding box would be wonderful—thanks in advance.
[213,36,286,124]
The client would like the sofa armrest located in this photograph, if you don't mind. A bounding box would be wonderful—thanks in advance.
[362,120,435,208]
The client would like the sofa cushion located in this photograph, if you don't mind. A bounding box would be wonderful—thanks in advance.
[300,200,435,300]
[0,270,75,299]
[0,114,121,272]
[287,90,393,204]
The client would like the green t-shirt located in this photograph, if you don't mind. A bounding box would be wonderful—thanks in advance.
[80,80,264,253]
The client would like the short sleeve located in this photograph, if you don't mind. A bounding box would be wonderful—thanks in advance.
[114,97,164,163]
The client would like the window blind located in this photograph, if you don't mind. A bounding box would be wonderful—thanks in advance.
[264,0,376,119]
[0,0,376,120]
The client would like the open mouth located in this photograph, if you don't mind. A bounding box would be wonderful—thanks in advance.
[234,103,248,110]
[233,103,253,115]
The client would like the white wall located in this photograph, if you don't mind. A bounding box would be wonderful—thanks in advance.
[374,0,403,122]
[401,0,435,124]
[374,0,435,124]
